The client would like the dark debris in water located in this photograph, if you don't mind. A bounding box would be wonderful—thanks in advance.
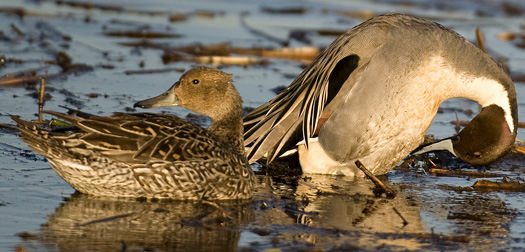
[0,52,93,87]
[103,30,181,39]
[254,154,303,178]
[16,231,38,240]
[447,195,515,237]
[270,85,287,95]
[356,160,397,199]
[124,67,185,75]
[161,42,319,66]
[428,168,504,178]
[118,39,171,50]
[261,6,309,15]
[55,0,167,15]
[473,178,525,192]
[60,92,84,108]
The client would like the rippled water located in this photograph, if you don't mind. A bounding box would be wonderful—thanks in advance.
[1,0,525,251]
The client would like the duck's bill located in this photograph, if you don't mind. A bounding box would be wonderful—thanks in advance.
[133,82,180,109]
[411,137,457,156]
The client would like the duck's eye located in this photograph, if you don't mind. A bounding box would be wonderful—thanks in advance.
[192,79,200,85]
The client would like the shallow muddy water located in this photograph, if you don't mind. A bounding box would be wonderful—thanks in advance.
[1,0,525,251]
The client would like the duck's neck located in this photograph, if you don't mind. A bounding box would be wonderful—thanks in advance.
[208,98,245,155]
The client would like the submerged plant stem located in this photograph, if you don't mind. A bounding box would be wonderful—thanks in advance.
[355,160,396,199]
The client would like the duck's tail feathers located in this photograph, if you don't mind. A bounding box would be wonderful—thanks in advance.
[10,115,62,158]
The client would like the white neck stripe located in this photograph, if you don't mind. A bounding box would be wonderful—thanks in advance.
[457,77,514,133]
[428,56,514,133]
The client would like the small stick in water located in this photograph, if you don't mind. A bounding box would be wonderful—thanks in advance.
[476,28,486,53]
[393,207,409,226]
[355,160,396,198]
[38,78,45,122]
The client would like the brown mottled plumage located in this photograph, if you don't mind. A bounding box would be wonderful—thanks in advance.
[12,67,254,200]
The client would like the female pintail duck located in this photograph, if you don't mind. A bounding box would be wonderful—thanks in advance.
[12,66,255,199]
[244,13,518,176]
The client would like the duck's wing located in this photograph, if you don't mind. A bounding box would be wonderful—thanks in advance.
[115,113,229,163]
[16,111,230,165]
[244,17,392,164]
[244,55,359,164]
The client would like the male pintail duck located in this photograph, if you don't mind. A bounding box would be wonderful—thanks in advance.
[12,66,255,199]
[244,13,518,176]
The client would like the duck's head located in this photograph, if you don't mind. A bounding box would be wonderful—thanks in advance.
[134,66,241,120]
[413,103,517,166]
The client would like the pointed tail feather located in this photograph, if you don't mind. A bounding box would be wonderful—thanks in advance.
[10,115,55,156]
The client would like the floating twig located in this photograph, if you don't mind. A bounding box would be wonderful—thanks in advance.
[454,112,460,133]
[497,31,517,41]
[118,40,170,49]
[0,52,93,86]
[103,30,180,38]
[169,12,188,22]
[16,231,38,240]
[438,184,473,193]
[124,67,185,75]
[355,160,396,198]
[450,120,468,127]
[161,42,319,65]
[233,46,319,62]
[162,50,267,66]
[10,23,24,36]
[37,79,45,122]
[0,69,91,86]
[193,55,267,66]
[429,168,503,178]
[194,10,218,19]
[475,27,486,53]
[472,179,525,192]
[0,7,55,18]
[515,144,525,154]
[261,6,308,15]
[392,207,408,226]
[55,0,167,15]
[0,74,54,87]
